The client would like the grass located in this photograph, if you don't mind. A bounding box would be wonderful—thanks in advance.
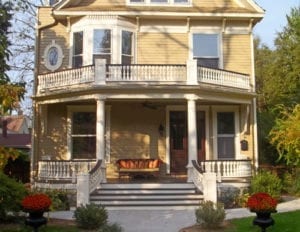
[225,210,300,232]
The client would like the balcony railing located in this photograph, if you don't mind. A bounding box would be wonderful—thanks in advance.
[37,60,252,94]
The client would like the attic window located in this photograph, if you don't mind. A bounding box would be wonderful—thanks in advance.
[129,0,189,5]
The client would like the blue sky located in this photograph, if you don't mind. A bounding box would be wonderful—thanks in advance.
[253,0,300,48]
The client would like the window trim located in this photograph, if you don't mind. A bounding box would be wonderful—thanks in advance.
[212,106,240,160]
[67,106,96,160]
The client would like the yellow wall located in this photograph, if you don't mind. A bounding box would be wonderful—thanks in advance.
[223,34,252,74]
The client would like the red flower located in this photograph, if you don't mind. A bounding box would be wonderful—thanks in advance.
[246,192,277,213]
[21,193,52,212]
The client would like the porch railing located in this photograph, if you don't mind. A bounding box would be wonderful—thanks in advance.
[37,159,97,182]
[37,60,252,94]
[199,159,252,180]
[198,66,250,90]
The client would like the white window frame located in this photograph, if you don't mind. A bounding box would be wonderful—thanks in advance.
[212,106,240,160]
[67,106,96,160]
[70,17,136,66]
[120,29,135,64]
[189,30,223,69]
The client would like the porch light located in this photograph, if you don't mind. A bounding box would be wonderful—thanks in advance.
[158,124,164,136]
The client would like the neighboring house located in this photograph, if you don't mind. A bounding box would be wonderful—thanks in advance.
[0,114,31,150]
[32,0,264,208]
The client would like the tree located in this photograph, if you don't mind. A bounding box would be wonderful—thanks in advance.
[6,0,46,115]
[255,7,300,165]
[0,0,12,83]
[269,104,300,166]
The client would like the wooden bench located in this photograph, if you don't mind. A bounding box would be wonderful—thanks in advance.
[116,158,161,179]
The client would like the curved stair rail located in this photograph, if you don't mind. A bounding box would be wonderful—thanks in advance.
[191,160,204,192]
[88,160,104,193]
[76,159,104,206]
[191,160,217,203]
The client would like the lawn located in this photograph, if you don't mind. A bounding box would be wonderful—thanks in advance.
[225,210,300,232]
[1,210,300,232]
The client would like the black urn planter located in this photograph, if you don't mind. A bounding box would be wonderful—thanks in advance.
[25,211,47,232]
[253,211,275,232]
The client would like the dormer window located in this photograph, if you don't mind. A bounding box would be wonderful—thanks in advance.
[193,33,219,69]
[93,29,111,64]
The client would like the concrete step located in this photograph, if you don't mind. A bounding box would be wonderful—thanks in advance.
[90,182,203,210]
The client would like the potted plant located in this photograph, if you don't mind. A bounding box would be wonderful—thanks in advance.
[21,193,52,232]
[246,192,277,232]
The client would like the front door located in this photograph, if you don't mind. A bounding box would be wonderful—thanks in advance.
[170,111,187,174]
[197,111,206,161]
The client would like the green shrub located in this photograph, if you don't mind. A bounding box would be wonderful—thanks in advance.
[195,200,225,229]
[282,168,300,196]
[44,189,70,211]
[250,170,282,199]
[99,223,123,232]
[0,172,27,221]
[74,203,108,230]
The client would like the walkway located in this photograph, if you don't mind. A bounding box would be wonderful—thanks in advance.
[49,197,300,232]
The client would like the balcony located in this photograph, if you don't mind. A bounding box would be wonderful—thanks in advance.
[37,60,252,95]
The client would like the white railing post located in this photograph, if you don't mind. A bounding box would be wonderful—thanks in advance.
[203,172,217,203]
[94,59,106,85]
[186,60,198,85]
[77,173,90,207]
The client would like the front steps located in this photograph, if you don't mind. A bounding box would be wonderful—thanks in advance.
[90,183,203,210]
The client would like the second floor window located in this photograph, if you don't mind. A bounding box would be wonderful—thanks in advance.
[73,31,83,68]
[93,29,111,64]
[122,31,133,64]
[193,34,219,68]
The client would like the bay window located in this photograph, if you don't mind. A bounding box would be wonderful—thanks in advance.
[73,31,83,68]
[93,29,111,64]
[122,31,133,64]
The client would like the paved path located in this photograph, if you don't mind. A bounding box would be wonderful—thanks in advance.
[49,198,300,232]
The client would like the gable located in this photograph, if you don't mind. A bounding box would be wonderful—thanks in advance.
[55,0,264,15]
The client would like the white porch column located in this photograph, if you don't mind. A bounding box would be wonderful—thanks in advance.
[96,97,107,182]
[187,95,198,182]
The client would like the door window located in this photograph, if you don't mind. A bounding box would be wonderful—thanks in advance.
[217,112,235,159]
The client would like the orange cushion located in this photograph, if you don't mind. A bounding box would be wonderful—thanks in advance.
[119,160,127,168]
[152,159,159,168]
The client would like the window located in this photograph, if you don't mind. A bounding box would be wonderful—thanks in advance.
[73,31,83,68]
[129,0,189,5]
[71,112,96,159]
[93,29,111,64]
[122,31,133,64]
[193,34,219,68]
[217,112,235,159]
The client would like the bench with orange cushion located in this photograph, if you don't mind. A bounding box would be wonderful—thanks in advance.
[116,158,161,178]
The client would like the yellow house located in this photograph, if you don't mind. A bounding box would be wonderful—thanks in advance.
[32,0,264,208]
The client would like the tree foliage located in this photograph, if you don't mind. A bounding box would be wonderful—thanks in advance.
[255,7,300,165]
[269,104,300,166]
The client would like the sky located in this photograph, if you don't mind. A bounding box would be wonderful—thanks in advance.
[253,0,300,48]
